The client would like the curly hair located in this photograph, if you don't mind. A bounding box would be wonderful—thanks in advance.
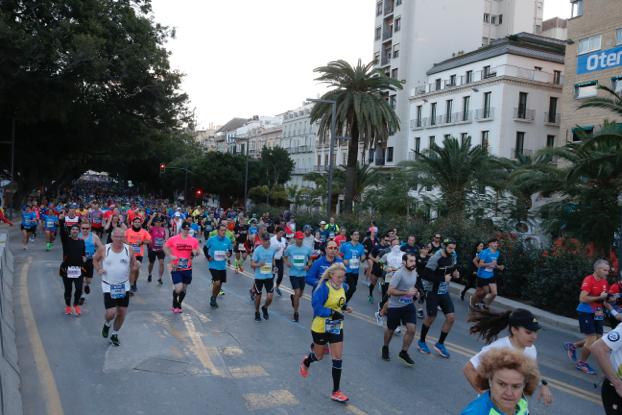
[475,348,540,396]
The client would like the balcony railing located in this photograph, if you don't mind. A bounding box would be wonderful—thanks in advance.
[511,148,534,159]
[382,29,392,41]
[384,0,394,15]
[410,118,423,130]
[475,108,495,120]
[513,108,535,122]
[544,112,561,126]
[380,54,391,66]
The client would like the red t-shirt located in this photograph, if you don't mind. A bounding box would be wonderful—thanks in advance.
[334,235,347,247]
[579,274,608,312]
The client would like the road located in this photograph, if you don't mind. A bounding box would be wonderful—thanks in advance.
[10,230,601,414]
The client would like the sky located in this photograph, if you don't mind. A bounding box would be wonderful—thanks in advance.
[150,0,572,129]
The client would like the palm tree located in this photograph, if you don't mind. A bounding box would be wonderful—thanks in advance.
[579,85,622,117]
[310,59,402,213]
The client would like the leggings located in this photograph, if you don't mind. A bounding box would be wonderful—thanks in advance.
[379,282,389,309]
[62,276,84,306]
[345,273,359,302]
[603,379,622,415]
[275,258,284,286]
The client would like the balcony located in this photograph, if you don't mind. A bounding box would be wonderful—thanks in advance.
[382,29,392,41]
[475,108,495,121]
[544,112,560,126]
[513,108,535,122]
[384,0,394,15]
[410,118,423,130]
[453,111,473,124]
[511,148,534,159]
[380,53,391,66]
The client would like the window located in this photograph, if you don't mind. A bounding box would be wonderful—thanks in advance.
[515,132,525,157]
[546,135,555,148]
[429,136,435,148]
[571,0,583,18]
[375,27,381,41]
[430,103,437,125]
[613,76,622,93]
[483,65,493,78]
[572,126,593,142]
[445,100,453,123]
[386,147,394,162]
[393,43,400,58]
[553,70,562,85]
[517,92,528,118]
[617,29,622,45]
[389,95,396,109]
[415,137,421,155]
[435,78,442,91]
[395,17,401,32]
[498,14,503,25]
[463,96,470,120]
[483,92,492,118]
[368,148,375,163]
[317,155,321,166]
[376,1,383,16]
[491,15,497,24]
[391,68,398,79]
[444,134,451,140]
[481,131,489,149]
[416,105,422,127]
[325,154,328,166]
[465,70,473,84]
[461,133,469,146]
[575,81,598,99]
[396,0,402,5]
[577,34,601,55]
[449,74,456,86]
[483,13,490,23]
[548,97,558,122]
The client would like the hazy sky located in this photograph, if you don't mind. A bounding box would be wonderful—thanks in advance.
[150,0,572,128]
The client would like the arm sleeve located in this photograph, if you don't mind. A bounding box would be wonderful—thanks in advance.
[311,284,333,317]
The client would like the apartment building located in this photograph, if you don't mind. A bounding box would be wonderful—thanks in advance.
[229,116,283,159]
[410,33,565,159]
[372,0,544,165]
[540,17,568,40]
[280,104,318,187]
[559,0,622,143]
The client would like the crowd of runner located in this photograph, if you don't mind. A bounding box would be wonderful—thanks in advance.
[11,192,622,413]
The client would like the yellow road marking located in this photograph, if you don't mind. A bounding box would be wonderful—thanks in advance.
[243,389,299,410]
[229,266,601,404]
[347,404,370,415]
[18,257,65,415]
[229,365,268,379]
[181,314,224,377]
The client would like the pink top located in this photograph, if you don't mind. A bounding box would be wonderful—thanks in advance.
[165,234,199,270]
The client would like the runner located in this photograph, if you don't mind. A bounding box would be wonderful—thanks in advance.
[334,228,347,248]
[163,222,201,313]
[60,224,86,315]
[250,233,277,321]
[563,259,610,375]
[367,234,390,304]
[306,240,344,289]
[270,226,288,296]
[20,205,38,249]
[463,308,553,405]
[461,241,484,302]
[381,252,419,367]
[104,212,126,244]
[124,217,152,295]
[88,201,105,238]
[430,233,442,253]
[470,238,504,309]
[590,321,622,414]
[415,243,431,319]
[78,222,104,305]
[376,237,403,327]
[204,224,233,308]
[299,262,351,403]
[284,231,312,322]
[326,217,340,240]
[93,227,136,346]
[302,225,315,250]
[400,235,418,256]
[40,208,59,251]
[340,230,366,305]
[417,238,460,358]
[147,215,167,285]
[233,216,250,273]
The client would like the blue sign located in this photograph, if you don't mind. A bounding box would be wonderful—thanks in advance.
[577,45,622,74]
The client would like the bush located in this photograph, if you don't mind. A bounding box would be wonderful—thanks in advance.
[495,234,538,300]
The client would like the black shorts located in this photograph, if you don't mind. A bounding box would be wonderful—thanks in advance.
[253,278,274,294]
[135,255,143,263]
[476,276,497,288]
[21,225,35,233]
[103,292,130,309]
[578,311,605,335]
[387,303,417,330]
[289,276,306,291]
[425,293,454,317]
[312,329,344,345]
[148,249,165,263]
[83,259,94,279]
[602,379,622,415]
[210,268,227,283]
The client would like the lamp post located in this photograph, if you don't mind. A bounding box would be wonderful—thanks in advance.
[307,98,336,216]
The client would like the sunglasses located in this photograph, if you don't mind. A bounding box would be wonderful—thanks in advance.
[81,227,90,230]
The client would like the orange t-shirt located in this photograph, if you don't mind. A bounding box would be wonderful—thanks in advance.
[125,228,151,257]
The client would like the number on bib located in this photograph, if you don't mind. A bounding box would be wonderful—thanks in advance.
[325,319,341,335]
[214,250,226,261]
[260,264,272,274]
[110,283,126,299]
[67,266,81,278]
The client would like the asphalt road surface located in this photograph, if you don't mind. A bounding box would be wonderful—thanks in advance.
[11,231,602,414]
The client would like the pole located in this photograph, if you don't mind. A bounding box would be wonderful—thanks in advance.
[244,139,249,211]
[327,101,336,216]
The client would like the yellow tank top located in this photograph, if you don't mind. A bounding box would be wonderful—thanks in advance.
[311,281,346,333]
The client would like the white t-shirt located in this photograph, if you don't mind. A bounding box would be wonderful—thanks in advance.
[603,323,622,378]
[469,336,538,369]
[270,235,287,260]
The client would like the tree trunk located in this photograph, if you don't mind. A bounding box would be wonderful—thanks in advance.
[343,127,360,213]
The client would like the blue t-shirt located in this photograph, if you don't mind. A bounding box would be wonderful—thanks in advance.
[205,235,233,271]
[21,211,37,229]
[306,255,344,287]
[340,242,366,274]
[461,391,528,415]
[284,244,312,277]
[41,214,58,231]
[477,248,500,279]
[252,245,276,280]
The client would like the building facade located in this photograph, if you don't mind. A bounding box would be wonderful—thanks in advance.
[409,33,565,159]
[372,0,544,165]
[280,104,318,187]
[540,17,568,41]
[559,0,622,144]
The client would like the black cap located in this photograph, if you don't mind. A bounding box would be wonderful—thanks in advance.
[181,222,191,230]
[509,309,541,331]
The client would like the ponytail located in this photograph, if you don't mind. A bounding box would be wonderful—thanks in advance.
[318,262,346,285]
[468,309,512,344]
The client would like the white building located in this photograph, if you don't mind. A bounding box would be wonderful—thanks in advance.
[539,17,567,41]
[409,33,565,159]
[372,0,544,166]
[280,104,319,188]
[229,115,283,158]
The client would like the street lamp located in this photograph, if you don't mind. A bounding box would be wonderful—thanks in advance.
[307,98,336,216]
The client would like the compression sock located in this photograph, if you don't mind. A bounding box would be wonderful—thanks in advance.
[420,324,430,343]
[439,331,449,344]
[369,284,374,297]
[332,359,342,392]
[172,291,179,308]
[304,352,318,367]
[178,291,186,306]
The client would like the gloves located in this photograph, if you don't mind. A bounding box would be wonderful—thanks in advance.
[331,310,344,321]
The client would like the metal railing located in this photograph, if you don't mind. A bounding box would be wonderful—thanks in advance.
[382,29,392,41]
[513,108,535,122]
[511,148,534,158]
[544,112,560,125]
[384,0,394,15]
[475,108,494,120]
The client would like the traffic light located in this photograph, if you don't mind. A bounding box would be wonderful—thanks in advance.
[194,189,203,198]
[159,163,166,173]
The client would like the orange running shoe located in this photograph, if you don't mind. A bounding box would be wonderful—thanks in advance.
[64,306,72,315]
[73,306,81,316]
[331,390,349,403]
[299,357,309,378]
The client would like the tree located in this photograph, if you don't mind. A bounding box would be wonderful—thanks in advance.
[310,59,402,213]
[257,146,295,188]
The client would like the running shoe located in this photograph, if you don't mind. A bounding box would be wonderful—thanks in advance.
[374,311,384,327]
[576,361,596,375]
[331,391,349,403]
[417,340,431,354]
[433,342,450,359]
[381,345,390,361]
[73,306,81,316]
[110,334,120,347]
[219,289,225,296]
[102,324,110,338]
[131,284,137,292]
[84,285,90,295]
[416,309,424,319]
[292,312,299,323]
[299,357,309,378]
[148,274,152,282]
[368,295,374,304]
[399,350,415,367]
[210,296,218,308]
[255,312,261,322]
[394,326,402,336]
[261,306,269,320]
[275,286,282,296]
[64,306,72,315]
[157,278,163,285]
[563,342,577,362]
[78,297,85,306]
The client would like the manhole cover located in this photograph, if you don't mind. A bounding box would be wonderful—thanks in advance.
[134,357,190,375]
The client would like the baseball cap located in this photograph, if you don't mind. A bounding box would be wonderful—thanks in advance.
[509,309,541,331]
[294,231,304,239]
[319,220,327,225]
[180,222,191,230]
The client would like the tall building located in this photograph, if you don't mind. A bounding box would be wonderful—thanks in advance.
[372,0,544,165]
[540,17,568,41]
[410,33,565,160]
[280,104,318,187]
[559,0,622,143]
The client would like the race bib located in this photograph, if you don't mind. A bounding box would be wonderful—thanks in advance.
[329,232,335,239]
[594,306,605,321]
[260,264,272,274]
[238,244,246,251]
[46,220,55,228]
[292,255,306,268]
[484,267,494,273]
[67,266,81,279]
[110,283,126,299]
[399,295,413,305]
[153,238,164,248]
[437,282,449,295]
[131,243,141,253]
[177,258,189,269]
[349,258,360,269]
[325,319,342,335]
[214,250,226,261]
